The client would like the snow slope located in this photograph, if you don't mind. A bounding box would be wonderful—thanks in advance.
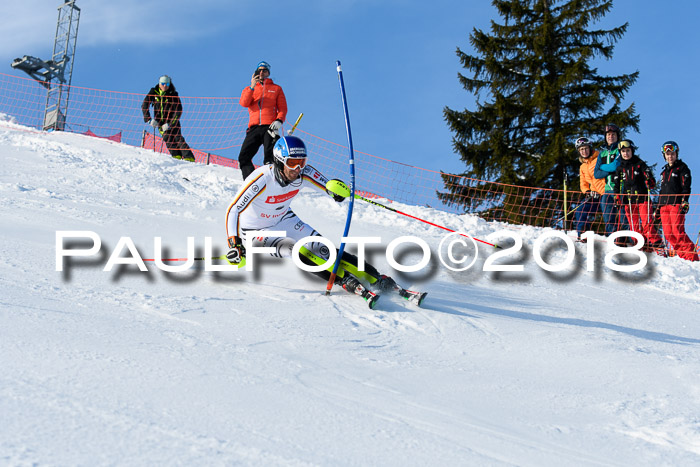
[1,116,699,466]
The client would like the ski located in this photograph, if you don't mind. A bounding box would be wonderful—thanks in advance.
[373,277,427,307]
[299,246,432,309]
[397,288,427,307]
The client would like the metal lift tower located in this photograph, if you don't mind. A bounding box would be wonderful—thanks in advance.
[11,1,81,131]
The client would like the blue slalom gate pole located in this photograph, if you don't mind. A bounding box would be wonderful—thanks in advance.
[326,60,356,295]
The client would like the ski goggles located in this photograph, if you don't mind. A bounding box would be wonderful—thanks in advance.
[284,157,307,170]
[618,140,633,149]
[662,143,678,153]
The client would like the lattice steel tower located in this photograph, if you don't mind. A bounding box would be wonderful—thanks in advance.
[11,1,81,131]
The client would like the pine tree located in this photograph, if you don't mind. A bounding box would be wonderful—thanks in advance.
[441,0,639,219]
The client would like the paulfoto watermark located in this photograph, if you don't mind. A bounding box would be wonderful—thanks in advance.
[55,229,651,276]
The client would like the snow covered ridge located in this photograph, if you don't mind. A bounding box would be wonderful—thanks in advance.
[3,119,700,464]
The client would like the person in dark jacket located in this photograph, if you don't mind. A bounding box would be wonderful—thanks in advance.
[612,139,663,248]
[656,141,698,261]
[237,61,288,180]
[141,75,194,162]
[594,123,628,234]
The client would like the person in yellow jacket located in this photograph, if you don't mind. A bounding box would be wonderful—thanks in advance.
[574,137,605,239]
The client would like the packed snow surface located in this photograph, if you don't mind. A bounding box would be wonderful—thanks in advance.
[1,116,699,466]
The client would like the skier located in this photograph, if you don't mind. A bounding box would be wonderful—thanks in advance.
[574,137,605,239]
[611,139,663,249]
[656,141,698,261]
[594,123,628,236]
[224,135,425,308]
[237,61,288,180]
[141,74,195,162]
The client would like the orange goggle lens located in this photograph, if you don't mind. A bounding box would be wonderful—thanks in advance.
[285,157,307,169]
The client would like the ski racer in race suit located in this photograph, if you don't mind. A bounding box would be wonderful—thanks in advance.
[656,141,698,261]
[611,139,663,248]
[225,136,408,305]
[237,61,288,180]
[141,75,195,161]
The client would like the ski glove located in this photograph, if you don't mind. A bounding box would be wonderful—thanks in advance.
[226,236,246,264]
[267,119,283,138]
[326,179,348,202]
[644,168,656,189]
[148,118,158,128]
[680,202,690,215]
[161,123,170,133]
[585,191,600,200]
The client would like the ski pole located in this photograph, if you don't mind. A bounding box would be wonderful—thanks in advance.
[563,172,568,230]
[553,200,587,225]
[354,194,499,249]
[287,113,303,135]
[142,255,226,262]
[141,255,247,268]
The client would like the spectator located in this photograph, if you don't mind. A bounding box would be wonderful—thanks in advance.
[574,137,605,240]
[238,61,288,180]
[611,139,663,249]
[656,141,698,261]
[594,123,627,235]
[141,75,194,162]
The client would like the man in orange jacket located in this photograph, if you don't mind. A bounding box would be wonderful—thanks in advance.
[237,61,288,179]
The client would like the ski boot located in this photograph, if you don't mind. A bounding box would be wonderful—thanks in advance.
[341,273,380,309]
[372,274,400,293]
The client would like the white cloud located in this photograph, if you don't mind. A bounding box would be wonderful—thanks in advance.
[1,0,244,58]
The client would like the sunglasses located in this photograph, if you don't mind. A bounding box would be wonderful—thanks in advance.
[663,144,677,153]
[284,157,307,170]
[159,82,170,86]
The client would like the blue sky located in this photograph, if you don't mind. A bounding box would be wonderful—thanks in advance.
[3,0,699,195]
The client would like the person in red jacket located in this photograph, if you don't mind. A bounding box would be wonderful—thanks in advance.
[237,61,288,179]
[656,141,698,261]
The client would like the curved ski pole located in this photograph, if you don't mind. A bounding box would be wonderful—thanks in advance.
[326,60,356,295]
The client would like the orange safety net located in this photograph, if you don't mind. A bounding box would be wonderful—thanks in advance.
[0,72,697,259]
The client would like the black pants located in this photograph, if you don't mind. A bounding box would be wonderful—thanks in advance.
[162,122,194,161]
[238,125,277,179]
